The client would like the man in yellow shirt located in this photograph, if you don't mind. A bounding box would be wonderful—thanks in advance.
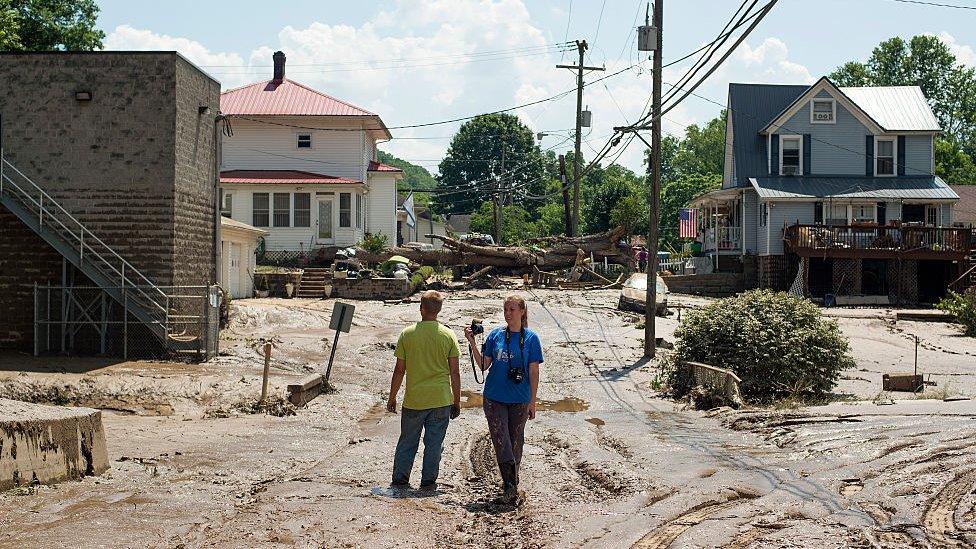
[387,290,461,490]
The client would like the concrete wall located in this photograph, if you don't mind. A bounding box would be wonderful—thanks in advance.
[0,399,109,490]
[0,52,219,350]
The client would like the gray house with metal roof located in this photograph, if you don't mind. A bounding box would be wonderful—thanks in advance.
[692,77,972,303]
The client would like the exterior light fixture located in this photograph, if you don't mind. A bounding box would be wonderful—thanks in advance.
[74,90,92,101]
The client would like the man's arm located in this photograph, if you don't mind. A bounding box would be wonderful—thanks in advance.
[527,362,540,420]
[387,358,406,413]
[449,356,461,418]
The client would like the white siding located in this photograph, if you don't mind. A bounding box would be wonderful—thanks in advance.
[218,229,260,298]
[367,174,398,244]
[221,117,377,182]
[221,183,365,250]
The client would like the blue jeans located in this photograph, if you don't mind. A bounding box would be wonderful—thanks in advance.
[392,405,451,485]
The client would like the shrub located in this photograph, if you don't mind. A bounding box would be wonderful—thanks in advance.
[937,288,976,337]
[669,289,855,404]
[359,232,389,253]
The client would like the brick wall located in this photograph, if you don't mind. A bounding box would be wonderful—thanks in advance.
[662,273,748,297]
[0,207,62,348]
[0,52,219,351]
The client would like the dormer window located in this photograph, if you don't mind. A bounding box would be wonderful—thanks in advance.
[780,135,802,176]
[811,99,835,124]
[297,133,312,149]
[875,137,895,176]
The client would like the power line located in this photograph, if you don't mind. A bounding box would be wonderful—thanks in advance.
[889,0,976,9]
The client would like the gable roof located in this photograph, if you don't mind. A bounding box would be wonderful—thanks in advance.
[368,160,403,173]
[840,86,941,132]
[220,79,392,139]
[728,83,808,183]
[760,77,885,135]
[220,170,361,185]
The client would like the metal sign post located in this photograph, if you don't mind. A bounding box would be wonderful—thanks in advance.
[325,302,355,384]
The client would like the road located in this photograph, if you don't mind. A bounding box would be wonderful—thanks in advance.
[0,288,974,548]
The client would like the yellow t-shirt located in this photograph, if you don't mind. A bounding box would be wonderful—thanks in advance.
[394,321,460,410]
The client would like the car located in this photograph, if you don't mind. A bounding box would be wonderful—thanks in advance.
[618,273,670,315]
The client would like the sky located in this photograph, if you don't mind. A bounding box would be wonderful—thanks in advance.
[96,0,976,174]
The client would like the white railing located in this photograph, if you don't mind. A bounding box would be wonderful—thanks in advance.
[1,157,171,340]
[703,226,742,251]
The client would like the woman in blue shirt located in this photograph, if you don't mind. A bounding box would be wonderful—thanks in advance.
[464,295,544,505]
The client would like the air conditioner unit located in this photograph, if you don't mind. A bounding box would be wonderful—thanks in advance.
[782,166,800,176]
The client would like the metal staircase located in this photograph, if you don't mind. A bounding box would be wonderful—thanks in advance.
[0,156,187,355]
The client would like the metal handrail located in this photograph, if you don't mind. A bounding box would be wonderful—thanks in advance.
[0,158,170,321]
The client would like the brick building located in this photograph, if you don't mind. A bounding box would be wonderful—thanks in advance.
[0,52,221,357]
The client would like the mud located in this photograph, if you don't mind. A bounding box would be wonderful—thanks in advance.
[0,290,972,548]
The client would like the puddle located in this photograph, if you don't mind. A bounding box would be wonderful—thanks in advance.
[585,417,606,426]
[460,390,589,412]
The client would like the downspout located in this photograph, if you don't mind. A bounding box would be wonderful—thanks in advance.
[741,190,746,258]
[213,112,222,286]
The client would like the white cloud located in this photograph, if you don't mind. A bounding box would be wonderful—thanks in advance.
[937,31,976,68]
[104,3,814,175]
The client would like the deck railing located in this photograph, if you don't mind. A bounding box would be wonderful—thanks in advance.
[703,226,741,251]
[784,224,972,256]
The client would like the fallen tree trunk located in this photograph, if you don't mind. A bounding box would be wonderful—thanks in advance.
[354,227,635,271]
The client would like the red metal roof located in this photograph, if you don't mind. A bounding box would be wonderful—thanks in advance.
[221,78,375,116]
[220,170,361,185]
[367,161,403,173]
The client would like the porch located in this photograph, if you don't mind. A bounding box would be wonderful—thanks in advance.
[690,188,748,256]
[784,224,971,261]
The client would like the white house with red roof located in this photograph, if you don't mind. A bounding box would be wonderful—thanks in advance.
[219,51,403,253]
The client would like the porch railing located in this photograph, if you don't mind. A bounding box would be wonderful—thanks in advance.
[784,224,972,256]
[703,227,741,251]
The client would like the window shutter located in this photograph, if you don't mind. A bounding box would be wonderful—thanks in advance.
[803,134,812,175]
[865,135,874,176]
[814,202,823,224]
[770,135,779,175]
[897,135,906,176]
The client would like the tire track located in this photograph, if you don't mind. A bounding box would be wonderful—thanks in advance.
[631,497,745,549]
[924,470,976,548]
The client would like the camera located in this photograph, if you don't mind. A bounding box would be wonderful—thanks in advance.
[470,319,484,335]
[507,366,524,384]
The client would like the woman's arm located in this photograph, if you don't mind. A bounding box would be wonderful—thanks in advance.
[528,361,540,419]
[463,327,493,371]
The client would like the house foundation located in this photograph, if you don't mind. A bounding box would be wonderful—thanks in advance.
[0,399,109,490]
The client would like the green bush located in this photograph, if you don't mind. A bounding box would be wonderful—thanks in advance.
[669,289,855,403]
[359,232,389,253]
[937,288,976,337]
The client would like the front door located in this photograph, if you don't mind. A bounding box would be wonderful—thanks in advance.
[229,243,242,297]
[317,198,334,243]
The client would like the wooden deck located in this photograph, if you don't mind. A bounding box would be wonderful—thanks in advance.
[784,224,971,261]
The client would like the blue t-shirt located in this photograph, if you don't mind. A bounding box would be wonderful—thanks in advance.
[482,327,544,404]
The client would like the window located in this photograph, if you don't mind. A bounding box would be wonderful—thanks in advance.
[297,133,312,149]
[759,203,768,227]
[355,194,363,228]
[852,204,875,223]
[294,193,311,227]
[828,204,847,226]
[273,193,290,227]
[221,192,233,218]
[339,192,351,228]
[252,193,269,227]
[780,136,801,175]
[811,99,836,123]
[876,138,895,176]
[926,205,939,226]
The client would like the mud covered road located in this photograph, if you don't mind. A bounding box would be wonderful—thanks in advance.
[1,289,974,548]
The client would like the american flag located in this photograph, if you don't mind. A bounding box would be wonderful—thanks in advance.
[679,208,698,238]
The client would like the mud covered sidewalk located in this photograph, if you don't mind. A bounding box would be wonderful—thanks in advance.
[0,289,974,548]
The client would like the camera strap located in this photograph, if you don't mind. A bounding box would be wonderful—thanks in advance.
[467,334,485,385]
[504,329,527,378]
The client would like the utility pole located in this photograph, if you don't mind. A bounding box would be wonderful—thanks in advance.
[557,41,604,237]
[644,1,663,358]
[493,146,505,244]
[559,155,572,237]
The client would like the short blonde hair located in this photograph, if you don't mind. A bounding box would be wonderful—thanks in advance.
[420,290,444,315]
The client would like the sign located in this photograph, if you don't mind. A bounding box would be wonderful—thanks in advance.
[403,192,416,228]
[330,302,355,333]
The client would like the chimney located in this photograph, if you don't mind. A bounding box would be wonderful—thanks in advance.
[272,51,286,82]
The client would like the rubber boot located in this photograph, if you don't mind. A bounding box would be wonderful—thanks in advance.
[493,461,517,504]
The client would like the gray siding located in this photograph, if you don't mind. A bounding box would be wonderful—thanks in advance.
[904,135,933,176]
[762,201,815,255]
[778,98,869,175]
[743,190,758,253]
[942,203,952,226]
[886,201,902,221]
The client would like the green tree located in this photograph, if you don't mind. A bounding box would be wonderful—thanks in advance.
[433,113,546,216]
[468,201,537,245]
[936,138,976,184]
[0,0,105,51]
[610,192,647,238]
[581,164,643,234]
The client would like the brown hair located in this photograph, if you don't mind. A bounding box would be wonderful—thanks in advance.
[420,290,444,315]
[505,295,528,328]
